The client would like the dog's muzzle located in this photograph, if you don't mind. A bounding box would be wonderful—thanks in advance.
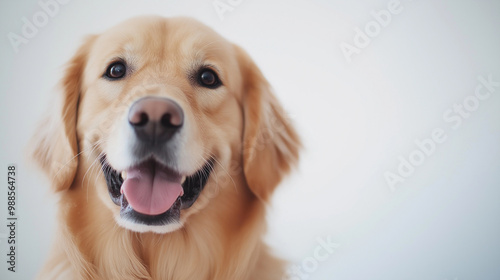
[100,96,214,227]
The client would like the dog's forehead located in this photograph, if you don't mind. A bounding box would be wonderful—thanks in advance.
[90,17,232,65]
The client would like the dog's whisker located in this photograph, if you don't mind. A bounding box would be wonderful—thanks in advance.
[86,139,105,159]
[212,156,237,192]
[87,144,107,188]
[92,157,106,191]
[84,161,100,202]
[197,148,237,193]
[58,138,103,186]
[51,138,106,182]
[80,143,101,181]
[81,147,106,202]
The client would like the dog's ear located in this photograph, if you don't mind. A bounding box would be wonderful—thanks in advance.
[235,45,301,202]
[30,36,95,192]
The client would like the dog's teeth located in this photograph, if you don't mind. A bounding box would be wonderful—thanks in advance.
[121,171,127,180]
[181,176,186,184]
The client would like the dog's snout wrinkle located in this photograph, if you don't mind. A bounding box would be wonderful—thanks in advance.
[128,97,184,143]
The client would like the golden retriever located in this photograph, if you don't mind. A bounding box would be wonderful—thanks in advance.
[31,16,300,280]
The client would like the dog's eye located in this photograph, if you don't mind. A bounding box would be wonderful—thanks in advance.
[198,69,221,89]
[105,62,126,79]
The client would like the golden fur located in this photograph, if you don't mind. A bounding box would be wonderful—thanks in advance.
[31,16,300,280]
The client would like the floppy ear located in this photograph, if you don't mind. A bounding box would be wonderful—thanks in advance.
[235,45,301,202]
[30,36,95,192]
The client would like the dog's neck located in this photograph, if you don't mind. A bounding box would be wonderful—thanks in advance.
[42,173,281,280]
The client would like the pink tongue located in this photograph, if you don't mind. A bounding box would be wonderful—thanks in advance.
[121,161,183,215]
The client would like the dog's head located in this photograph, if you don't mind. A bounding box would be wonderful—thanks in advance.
[32,16,300,233]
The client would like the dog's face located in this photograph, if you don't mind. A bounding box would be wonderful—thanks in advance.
[78,17,245,233]
[32,16,300,234]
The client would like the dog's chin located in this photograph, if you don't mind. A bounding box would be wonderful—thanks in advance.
[100,155,214,233]
[116,216,184,234]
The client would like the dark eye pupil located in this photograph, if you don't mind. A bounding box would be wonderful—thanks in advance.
[107,62,126,79]
[200,71,216,85]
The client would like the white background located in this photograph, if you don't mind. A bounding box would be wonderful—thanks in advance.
[1,0,499,279]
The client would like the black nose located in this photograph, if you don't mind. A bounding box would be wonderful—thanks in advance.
[128,97,184,143]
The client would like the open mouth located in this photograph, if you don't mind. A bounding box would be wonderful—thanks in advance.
[100,156,214,226]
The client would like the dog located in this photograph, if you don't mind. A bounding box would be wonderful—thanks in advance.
[31,16,300,280]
